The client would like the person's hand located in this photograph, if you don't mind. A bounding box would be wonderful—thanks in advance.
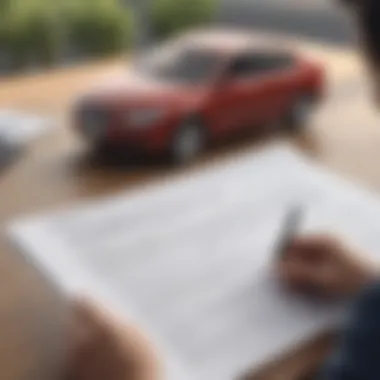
[277,234,378,299]
[66,297,161,380]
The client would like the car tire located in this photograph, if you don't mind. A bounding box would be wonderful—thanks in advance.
[284,95,314,133]
[170,118,206,165]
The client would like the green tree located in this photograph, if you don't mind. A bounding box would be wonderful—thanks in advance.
[2,0,60,68]
[150,0,218,39]
[1,0,135,71]
[65,0,134,58]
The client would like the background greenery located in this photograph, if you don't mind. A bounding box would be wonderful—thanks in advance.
[0,0,218,73]
[150,0,217,39]
[0,0,135,70]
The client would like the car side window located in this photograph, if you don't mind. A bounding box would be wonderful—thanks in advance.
[227,55,257,79]
[227,52,295,80]
[255,53,295,73]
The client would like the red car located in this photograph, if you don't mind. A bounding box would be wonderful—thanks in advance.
[74,30,325,163]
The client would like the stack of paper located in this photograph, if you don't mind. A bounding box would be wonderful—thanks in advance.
[8,143,380,380]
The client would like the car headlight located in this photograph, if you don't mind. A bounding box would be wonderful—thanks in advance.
[126,109,166,128]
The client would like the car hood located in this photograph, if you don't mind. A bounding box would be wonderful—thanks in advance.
[80,71,208,110]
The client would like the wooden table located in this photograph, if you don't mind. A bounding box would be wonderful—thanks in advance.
[0,39,379,380]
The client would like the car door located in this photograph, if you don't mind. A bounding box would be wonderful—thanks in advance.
[270,53,305,117]
[206,53,264,136]
[244,52,301,125]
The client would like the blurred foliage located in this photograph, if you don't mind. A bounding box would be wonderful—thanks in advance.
[0,0,134,71]
[150,0,218,38]
[4,0,59,68]
[0,0,218,71]
[64,0,134,58]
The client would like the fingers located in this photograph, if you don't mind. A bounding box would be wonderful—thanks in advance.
[279,259,319,290]
[71,296,158,350]
[72,296,115,330]
[71,296,139,342]
[278,233,366,298]
[282,235,326,265]
[277,234,344,295]
[69,296,162,380]
[289,234,341,252]
[286,233,349,264]
[70,297,114,349]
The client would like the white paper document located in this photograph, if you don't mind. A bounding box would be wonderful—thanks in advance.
[8,143,380,380]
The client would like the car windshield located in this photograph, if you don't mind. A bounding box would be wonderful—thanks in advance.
[134,44,222,85]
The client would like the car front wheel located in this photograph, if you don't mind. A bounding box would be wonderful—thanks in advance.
[170,119,206,164]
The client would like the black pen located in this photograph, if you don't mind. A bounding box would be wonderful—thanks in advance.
[276,206,303,260]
